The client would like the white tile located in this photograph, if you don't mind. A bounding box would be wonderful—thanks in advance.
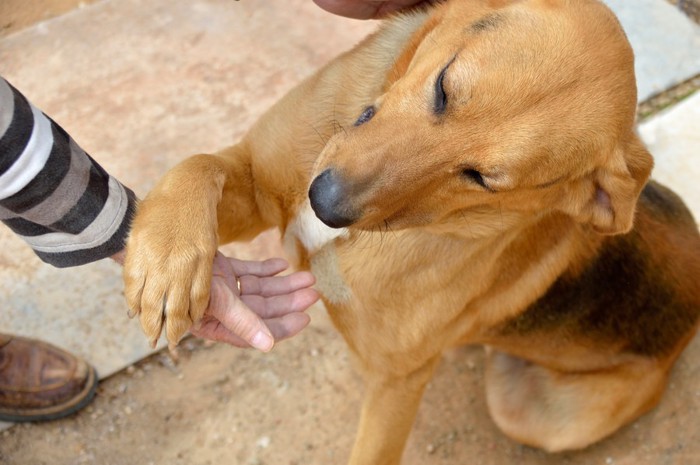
[604,0,700,101]
[639,92,700,219]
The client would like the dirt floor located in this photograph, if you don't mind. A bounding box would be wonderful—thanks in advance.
[0,0,98,37]
[1,316,699,465]
[1,1,700,465]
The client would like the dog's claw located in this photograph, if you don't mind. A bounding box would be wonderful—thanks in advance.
[168,344,180,361]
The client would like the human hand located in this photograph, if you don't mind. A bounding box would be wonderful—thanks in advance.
[312,0,430,19]
[190,253,319,351]
[121,244,319,351]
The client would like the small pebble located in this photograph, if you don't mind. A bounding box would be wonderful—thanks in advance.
[256,436,271,449]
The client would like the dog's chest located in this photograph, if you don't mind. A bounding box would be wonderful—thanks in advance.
[284,201,352,304]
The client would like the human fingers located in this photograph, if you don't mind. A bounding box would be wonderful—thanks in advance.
[228,257,289,278]
[238,270,316,297]
[207,277,274,351]
[263,312,312,343]
[240,288,321,319]
[312,0,426,20]
[191,311,311,347]
[190,316,249,347]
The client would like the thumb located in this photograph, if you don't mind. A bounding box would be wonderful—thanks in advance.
[208,277,274,352]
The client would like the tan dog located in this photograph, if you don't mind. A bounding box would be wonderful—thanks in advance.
[124,0,700,463]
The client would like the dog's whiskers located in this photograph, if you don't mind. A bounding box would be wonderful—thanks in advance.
[331,102,349,138]
[456,208,474,238]
[307,122,329,147]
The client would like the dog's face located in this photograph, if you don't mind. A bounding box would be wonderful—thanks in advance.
[309,0,653,237]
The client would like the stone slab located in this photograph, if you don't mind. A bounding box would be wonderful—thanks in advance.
[639,91,700,218]
[603,0,700,102]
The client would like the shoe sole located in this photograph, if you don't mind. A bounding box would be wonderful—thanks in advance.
[0,365,98,423]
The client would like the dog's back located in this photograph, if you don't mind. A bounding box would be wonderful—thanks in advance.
[496,181,700,361]
[481,179,700,452]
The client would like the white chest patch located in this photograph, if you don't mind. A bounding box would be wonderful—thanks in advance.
[284,199,352,304]
[285,199,349,254]
[310,243,353,304]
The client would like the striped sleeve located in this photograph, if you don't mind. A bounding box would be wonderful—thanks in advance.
[0,77,137,267]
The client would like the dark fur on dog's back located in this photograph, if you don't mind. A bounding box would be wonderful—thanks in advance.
[498,181,700,357]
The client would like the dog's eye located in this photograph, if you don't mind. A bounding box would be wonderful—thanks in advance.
[354,106,376,126]
[434,66,449,115]
[462,168,488,189]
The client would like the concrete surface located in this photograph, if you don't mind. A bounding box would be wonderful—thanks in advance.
[604,0,700,101]
[639,91,700,216]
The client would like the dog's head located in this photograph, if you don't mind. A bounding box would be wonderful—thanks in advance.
[309,0,653,237]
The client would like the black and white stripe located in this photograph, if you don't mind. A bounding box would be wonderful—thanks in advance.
[0,77,136,267]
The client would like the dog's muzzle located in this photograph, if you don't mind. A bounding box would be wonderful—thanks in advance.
[308,169,359,228]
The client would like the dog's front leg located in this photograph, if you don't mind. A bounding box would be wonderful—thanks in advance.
[124,146,268,349]
[348,357,440,465]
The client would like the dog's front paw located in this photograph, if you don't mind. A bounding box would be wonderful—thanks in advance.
[123,193,218,349]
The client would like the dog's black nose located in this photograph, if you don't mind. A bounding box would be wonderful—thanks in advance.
[308,169,357,228]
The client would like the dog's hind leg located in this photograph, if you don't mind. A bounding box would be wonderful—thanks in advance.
[483,349,668,452]
[347,356,441,465]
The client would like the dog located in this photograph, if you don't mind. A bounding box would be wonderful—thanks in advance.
[123,0,700,463]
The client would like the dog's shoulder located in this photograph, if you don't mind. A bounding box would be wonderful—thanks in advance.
[637,180,698,229]
[496,184,700,357]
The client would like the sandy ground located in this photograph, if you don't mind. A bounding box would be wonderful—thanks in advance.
[1,317,699,465]
[1,1,699,465]
[0,0,98,37]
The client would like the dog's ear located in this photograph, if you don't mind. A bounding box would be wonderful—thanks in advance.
[383,10,446,90]
[565,136,653,235]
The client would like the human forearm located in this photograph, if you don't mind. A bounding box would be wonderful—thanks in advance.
[0,77,137,267]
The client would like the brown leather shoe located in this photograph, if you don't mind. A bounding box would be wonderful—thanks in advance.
[0,334,98,422]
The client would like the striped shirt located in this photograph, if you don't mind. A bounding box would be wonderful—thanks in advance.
[0,77,136,267]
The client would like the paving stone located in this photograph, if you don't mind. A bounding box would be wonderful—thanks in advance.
[639,91,700,219]
[603,0,700,101]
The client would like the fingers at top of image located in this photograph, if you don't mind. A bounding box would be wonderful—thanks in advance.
[312,0,426,19]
